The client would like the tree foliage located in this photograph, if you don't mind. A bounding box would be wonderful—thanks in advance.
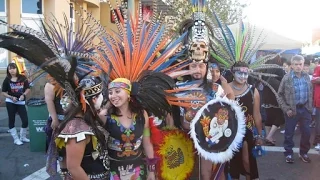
[210,0,248,24]
[163,0,248,25]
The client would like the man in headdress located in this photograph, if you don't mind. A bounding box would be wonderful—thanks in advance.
[177,4,234,179]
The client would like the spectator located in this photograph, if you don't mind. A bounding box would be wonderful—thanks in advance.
[278,55,313,163]
[314,58,319,66]
[303,59,312,78]
[312,64,320,150]
[281,57,291,73]
[262,58,286,146]
[1,63,30,145]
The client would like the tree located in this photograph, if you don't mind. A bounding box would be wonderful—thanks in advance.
[210,0,248,24]
[163,0,248,25]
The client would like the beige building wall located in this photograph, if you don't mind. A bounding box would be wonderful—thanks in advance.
[0,0,138,105]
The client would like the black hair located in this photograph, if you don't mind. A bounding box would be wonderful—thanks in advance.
[107,95,144,118]
[283,59,291,66]
[304,59,311,66]
[6,63,22,79]
[280,57,287,65]
[58,76,107,152]
[231,61,249,71]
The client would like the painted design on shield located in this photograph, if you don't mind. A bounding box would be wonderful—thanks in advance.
[190,97,246,163]
[165,146,184,169]
[111,164,142,180]
[201,108,232,147]
[185,91,206,122]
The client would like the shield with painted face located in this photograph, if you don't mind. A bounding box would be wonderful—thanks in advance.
[190,97,246,163]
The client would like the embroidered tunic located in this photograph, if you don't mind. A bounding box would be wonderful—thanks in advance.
[105,114,147,180]
[55,118,110,180]
[229,85,259,179]
[235,85,255,131]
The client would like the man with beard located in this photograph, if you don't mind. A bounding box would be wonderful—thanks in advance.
[179,59,234,180]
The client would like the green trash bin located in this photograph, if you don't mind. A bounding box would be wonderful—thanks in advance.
[27,98,48,152]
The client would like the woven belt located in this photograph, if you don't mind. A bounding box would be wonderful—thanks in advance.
[66,171,109,180]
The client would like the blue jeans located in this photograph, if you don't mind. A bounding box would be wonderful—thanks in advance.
[284,107,311,156]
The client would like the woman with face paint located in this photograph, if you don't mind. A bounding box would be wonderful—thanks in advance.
[228,61,263,180]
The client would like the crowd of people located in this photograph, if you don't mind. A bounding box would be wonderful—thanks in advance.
[1,1,320,180]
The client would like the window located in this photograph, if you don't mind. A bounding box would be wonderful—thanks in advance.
[0,17,7,68]
[22,0,43,18]
[21,19,42,31]
[0,0,7,68]
[0,0,5,13]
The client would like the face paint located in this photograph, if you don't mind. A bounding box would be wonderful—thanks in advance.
[94,94,103,110]
[209,63,219,71]
[234,71,249,83]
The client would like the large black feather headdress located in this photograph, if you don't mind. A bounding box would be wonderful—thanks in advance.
[0,9,109,110]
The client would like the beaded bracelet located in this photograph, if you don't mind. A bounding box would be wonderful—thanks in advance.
[255,135,264,139]
[144,157,159,172]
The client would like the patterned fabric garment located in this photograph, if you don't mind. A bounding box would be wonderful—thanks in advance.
[313,65,320,108]
[206,83,225,101]
[291,71,309,105]
[180,83,224,124]
[105,114,147,180]
[235,85,255,132]
[55,118,110,180]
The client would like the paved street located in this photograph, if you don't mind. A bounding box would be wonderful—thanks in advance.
[1,106,320,180]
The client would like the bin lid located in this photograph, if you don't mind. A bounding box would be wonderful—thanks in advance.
[27,98,46,106]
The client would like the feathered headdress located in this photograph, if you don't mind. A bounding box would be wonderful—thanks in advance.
[176,0,211,63]
[208,10,283,100]
[88,0,204,117]
[0,8,108,111]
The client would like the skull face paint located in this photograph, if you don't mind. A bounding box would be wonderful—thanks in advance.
[233,67,249,84]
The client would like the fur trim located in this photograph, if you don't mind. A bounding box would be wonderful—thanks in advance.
[189,96,246,163]
[155,129,195,180]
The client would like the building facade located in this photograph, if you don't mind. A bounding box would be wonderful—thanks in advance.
[0,0,141,103]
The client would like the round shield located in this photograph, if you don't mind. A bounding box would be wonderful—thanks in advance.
[190,97,246,163]
[155,129,195,180]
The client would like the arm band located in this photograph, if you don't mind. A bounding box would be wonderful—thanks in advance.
[143,127,150,137]
[144,157,159,172]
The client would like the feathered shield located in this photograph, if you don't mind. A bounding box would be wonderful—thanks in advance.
[190,97,246,163]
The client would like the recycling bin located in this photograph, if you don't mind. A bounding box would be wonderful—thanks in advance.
[27,98,48,152]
